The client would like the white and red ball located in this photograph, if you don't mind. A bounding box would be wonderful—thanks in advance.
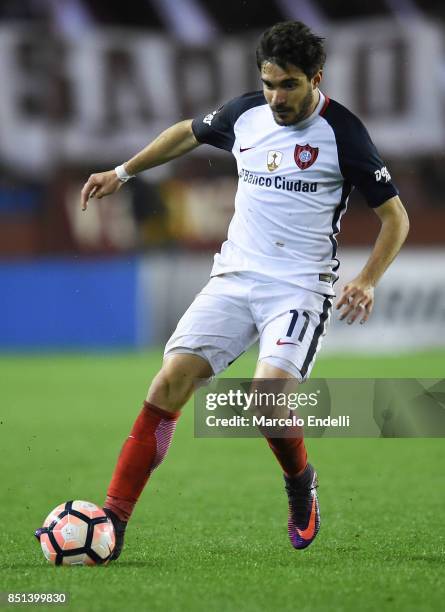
[38,500,115,566]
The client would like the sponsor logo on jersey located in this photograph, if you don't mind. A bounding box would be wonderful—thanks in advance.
[294,143,319,170]
[239,169,318,193]
[267,150,283,171]
[240,146,255,153]
[374,166,391,183]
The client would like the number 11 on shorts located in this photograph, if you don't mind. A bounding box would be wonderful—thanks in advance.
[286,310,310,341]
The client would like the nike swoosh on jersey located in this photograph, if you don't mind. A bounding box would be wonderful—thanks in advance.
[276,339,298,346]
[240,146,255,153]
[295,496,317,540]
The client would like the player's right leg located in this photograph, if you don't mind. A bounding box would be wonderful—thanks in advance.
[103,274,257,561]
[103,353,212,560]
[33,352,211,556]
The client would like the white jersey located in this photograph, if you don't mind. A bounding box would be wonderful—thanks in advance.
[192,90,398,296]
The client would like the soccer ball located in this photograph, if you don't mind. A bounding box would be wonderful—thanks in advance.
[38,500,115,566]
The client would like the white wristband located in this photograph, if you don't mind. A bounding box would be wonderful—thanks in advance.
[114,164,134,183]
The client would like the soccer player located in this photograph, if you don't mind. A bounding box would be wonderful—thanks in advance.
[76,22,409,557]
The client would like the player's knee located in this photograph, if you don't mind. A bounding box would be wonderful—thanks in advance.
[147,362,193,412]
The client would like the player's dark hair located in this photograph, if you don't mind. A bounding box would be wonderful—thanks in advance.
[256,21,326,79]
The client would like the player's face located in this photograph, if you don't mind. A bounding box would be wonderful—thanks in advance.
[261,62,322,126]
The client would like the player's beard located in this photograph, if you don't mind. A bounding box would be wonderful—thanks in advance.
[272,87,316,126]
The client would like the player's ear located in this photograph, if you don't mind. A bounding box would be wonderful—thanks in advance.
[312,70,323,89]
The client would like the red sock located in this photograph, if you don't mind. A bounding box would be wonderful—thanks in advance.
[104,401,180,521]
[265,420,307,477]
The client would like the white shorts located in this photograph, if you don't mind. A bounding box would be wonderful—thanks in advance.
[164,272,333,381]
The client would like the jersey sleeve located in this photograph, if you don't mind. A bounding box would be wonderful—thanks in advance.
[192,92,266,153]
[323,100,399,208]
[337,116,398,208]
[192,102,236,152]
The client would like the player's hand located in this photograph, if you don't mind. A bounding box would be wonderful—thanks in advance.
[80,170,122,211]
[336,277,374,325]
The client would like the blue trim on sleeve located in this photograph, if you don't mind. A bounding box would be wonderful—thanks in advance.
[322,99,398,208]
[192,91,266,152]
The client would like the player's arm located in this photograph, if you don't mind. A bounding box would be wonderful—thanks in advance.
[336,195,409,324]
[80,119,199,210]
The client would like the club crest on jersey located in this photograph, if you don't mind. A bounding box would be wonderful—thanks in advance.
[267,150,283,172]
[294,144,319,170]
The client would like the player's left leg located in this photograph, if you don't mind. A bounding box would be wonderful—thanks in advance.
[251,284,332,549]
[253,360,320,550]
[253,360,307,477]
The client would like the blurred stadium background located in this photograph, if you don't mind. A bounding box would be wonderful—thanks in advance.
[0,0,444,356]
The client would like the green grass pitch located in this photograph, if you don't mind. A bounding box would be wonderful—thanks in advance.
[1,349,444,611]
